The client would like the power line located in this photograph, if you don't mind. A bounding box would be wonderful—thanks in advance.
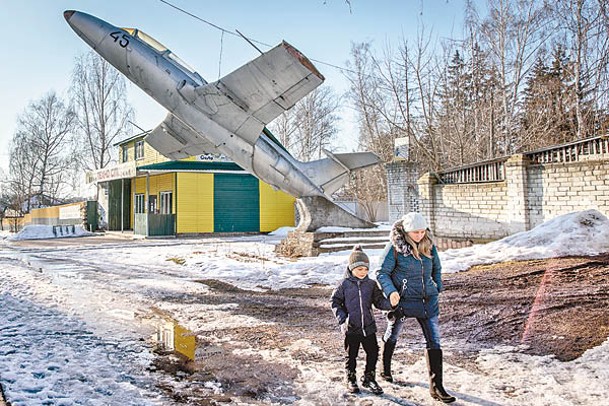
[158,0,359,77]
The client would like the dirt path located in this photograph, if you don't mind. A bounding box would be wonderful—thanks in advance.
[153,254,609,404]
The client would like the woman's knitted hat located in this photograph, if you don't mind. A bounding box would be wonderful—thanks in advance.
[348,245,369,270]
[401,212,428,232]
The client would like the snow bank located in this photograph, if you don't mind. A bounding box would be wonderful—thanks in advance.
[440,209,609,273]
[7,224,92,241]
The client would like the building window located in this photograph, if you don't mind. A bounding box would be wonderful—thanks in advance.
[135,141,145,160]
[160,192,173,214]
[148,195,157,214]
[134,194,145,214]
[122,145,129,163]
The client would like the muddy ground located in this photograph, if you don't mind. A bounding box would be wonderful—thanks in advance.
[153,254,609,404]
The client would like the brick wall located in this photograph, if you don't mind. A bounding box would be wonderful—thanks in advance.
[429,182,509,240]
[416,153,609,240]
[527,160,609,228]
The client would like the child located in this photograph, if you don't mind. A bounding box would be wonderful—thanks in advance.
[331,245,392,394]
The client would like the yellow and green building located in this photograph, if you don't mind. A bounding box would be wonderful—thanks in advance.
[90,132,295,236]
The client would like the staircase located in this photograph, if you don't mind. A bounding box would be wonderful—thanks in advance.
[316,229,389,254]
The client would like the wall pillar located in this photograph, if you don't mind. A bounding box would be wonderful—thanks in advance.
[417,172,437,233]
[505,154,530,233]
[386,161,420,222]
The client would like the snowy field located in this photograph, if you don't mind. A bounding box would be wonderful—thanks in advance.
[1,209,609,405]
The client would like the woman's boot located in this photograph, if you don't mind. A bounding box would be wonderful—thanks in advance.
[425,349,456,403]
[380,340,396,382]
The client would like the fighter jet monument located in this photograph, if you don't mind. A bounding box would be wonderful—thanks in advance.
[64,10,379,231]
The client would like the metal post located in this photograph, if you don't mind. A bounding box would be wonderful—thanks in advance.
[146,172,150,237]
[121,178,124,232]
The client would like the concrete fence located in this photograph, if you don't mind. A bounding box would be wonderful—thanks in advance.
[389,136,609,241]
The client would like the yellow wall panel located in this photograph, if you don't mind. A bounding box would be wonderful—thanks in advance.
[176,173,214,233]
[259,182,295,232]
[122,139,170,166]
[133,174,174,196]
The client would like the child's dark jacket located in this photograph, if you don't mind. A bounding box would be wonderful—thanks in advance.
[331,268,392,336]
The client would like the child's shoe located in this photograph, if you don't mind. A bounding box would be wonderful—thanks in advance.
[346,371,360,393]
[361,371,383,394]
[380,371,393,382]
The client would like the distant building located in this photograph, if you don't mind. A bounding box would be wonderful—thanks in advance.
[88,132,295,236]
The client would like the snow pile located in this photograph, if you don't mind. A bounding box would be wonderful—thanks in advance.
[440,209,609,273]
[7,224,92,240]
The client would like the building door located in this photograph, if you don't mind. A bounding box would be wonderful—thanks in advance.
[108,179,131,231]
[213,174,260,232]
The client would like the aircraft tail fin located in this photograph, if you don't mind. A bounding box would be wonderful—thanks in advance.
[300,150,381,196]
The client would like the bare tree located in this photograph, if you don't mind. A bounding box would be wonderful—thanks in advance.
[8,92,77,211]
[479,0,551,154]
[346,41,398,163]
[270,108,299,152]
[551,0,608,138]
[269,85,340,161]
[347,27,446,172]
[70,51,133,172]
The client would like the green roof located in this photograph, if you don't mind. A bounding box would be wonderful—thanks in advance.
[137,160,245,172]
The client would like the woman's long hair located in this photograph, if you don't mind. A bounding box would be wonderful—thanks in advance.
[403,229,433,259]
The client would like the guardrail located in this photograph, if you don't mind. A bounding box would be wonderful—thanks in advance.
[437,136,609,184]
[438,158,507,184]
[525,135,609,164]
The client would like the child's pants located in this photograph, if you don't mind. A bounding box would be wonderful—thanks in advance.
[344,333,379,374]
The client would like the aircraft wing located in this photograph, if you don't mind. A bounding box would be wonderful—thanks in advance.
[144,113,221,160]
[181,41,324,145]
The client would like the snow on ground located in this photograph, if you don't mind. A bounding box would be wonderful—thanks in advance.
[441,209,609,273]
[1,210,608,405]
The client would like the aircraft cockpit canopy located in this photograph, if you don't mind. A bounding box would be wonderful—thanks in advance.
[123,28,203,83]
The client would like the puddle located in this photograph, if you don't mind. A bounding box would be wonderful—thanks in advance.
[152,318,196,361]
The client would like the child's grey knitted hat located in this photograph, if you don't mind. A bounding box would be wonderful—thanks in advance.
[348,245,369,270]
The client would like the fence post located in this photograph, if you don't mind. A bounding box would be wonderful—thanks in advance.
[505,154,530,234]
[417,172,437,233]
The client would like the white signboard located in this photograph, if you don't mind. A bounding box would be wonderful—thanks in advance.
[59,204,81,220]
[195,153,230,162]
[394,137,410,160]
[86,161,137,184]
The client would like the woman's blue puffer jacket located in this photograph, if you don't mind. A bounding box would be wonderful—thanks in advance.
[376,244,443,319]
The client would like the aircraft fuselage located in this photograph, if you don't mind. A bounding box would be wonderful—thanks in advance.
[64,10,326,198]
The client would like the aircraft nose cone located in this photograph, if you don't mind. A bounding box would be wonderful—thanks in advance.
[64,10,75,21]
[63,10,113,50]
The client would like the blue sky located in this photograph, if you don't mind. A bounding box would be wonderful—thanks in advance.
[0,0,474,173]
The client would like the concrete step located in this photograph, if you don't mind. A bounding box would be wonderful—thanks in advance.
[316,229,389,254]
[318,242,388,254]
[275,226,391,257]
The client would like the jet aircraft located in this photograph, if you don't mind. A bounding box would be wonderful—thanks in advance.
[64,10,380,199]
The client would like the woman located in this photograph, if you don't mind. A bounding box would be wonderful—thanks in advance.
[376,212,456,403]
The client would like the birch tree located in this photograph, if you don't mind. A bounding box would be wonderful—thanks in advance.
[269,86,340,162]
[551,0,608,138]
[479,0,551,153]
[8,92,77,210]
[70,51,133,171]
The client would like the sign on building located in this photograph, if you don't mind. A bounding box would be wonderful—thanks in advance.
[394,137,410,160]
[86,161,137,184]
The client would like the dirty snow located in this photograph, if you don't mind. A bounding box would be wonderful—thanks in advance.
[1,210,608,405]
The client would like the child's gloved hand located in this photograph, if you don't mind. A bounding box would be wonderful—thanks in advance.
[387,306,405,322]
